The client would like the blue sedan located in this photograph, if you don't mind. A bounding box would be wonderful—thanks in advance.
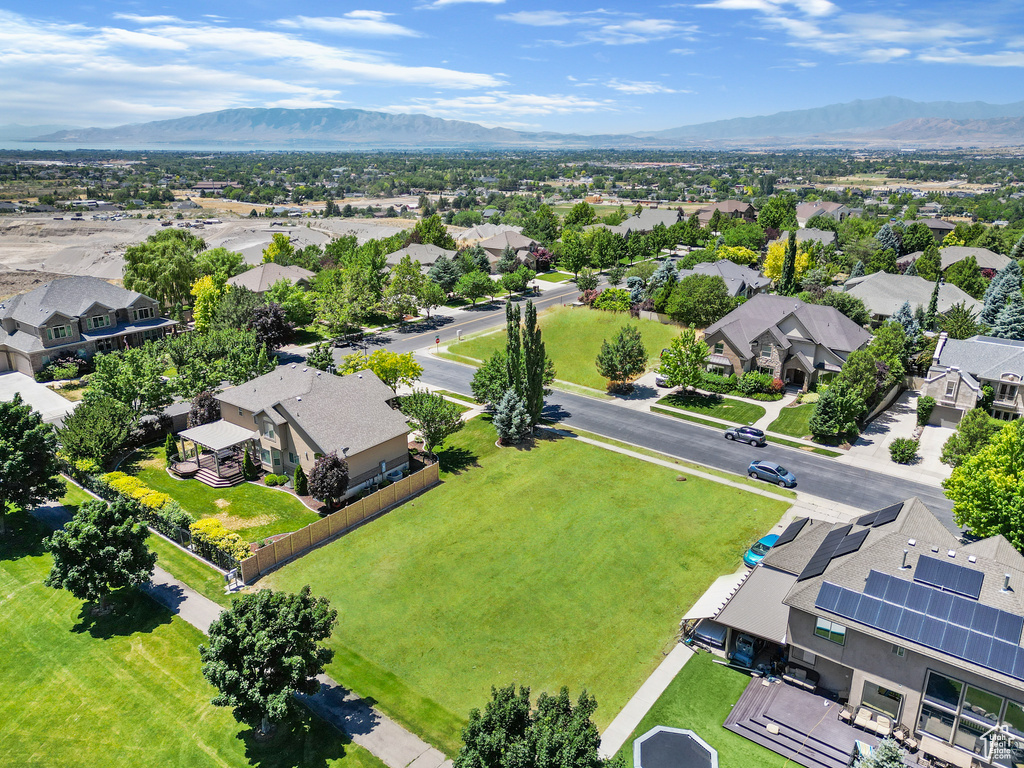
[743,533,780,567]
[747,460,797,488]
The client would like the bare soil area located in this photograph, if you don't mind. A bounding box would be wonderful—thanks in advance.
[0,268,78,300]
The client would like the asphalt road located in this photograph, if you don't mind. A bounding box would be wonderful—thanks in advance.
[333,280,584,360]
[413,353,958,530]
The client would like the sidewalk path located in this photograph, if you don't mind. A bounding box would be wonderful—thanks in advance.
[31,501,452,768]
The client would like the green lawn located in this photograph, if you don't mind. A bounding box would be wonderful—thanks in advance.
[612,652,786,768]
[536,271,569,283]
[455,305,682,390]
[0,510,385,768]
[123,446,321,543]
[435,389,479,405]
[656,393,766,425]
[768,403,815,439]
[650,408,841,457]
[267,418,790,756]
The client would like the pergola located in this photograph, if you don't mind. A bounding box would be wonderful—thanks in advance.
[177,420,258,478]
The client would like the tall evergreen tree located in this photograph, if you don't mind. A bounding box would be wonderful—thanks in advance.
[904,259,918,277]
[428,254,461,295]
[979,266,1007,326]
[848,260,865,280]
[1010,233,1024,261]
[492,390,531,445]
[777,230,798,295]
[505,301,523,400]
[915,244,942,282]
[925,275,942,331]
[991,293,1024,341]
[891,301,920,340]
[521,300,548,427]
[875,223,901,255]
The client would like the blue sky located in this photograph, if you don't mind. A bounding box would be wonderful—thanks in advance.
[2,0,1023,133]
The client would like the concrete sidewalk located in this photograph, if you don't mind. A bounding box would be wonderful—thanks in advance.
[31,499,452,768]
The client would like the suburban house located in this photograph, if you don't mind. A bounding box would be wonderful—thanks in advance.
[842,273,980,325]
[711,497,1024,768]
[921,334,1024,426]
[676,260,771,299]
[601,207,683,237]
[903,246,1010,274]
[226,263,315,294]
[177,364,410,491]
[921,219,957,242]
[0,275,175,374]
[770,228,838,249]
[796,201,853,228]
[477,231,541,267]
[701,294,871,389]
[696,201,756,228]
[385,243,457,273]
[454,223,523,246]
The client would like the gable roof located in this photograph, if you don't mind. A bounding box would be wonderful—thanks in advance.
[477,230,538,251]
[903,246,1010,272]
[676,260,770,298]
[932,335,1024,381]
[385,243,456,267]
[702,293,871,359]
[217,365,409,457]
[0,276,147,325]
[842,272,980,318]
[770,228,837,248]
[454,223,523,243]
[620,208,683,230]
[226,263,314,294]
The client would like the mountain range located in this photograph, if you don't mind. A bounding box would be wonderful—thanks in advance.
[25,97,1024,149]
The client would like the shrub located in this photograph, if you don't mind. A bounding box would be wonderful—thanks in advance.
[164,432,178,463]
[889,437,919,464]
[736,371,775,396]
[294,465,308,496]
[190,518,251,562]
[752,392,784,401]
[917,395,936,426]
[579,289,599,306]
[700,371,738,394]
[592,287,631,312]
[798,392,820,404]
[242,450,258,480]
[73,457,101,476]
[264,474,279,487]
[771,377,785,394]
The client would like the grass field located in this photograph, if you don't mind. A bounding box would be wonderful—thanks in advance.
[612,652,786,768]
[536,271,569,283]
[123,446,321,542]
[768,403,815,438]
[267,417,790,755]
[656,392,766,425]
[453,305,681,390]
[0,510,384,768]
[435,389,479,405]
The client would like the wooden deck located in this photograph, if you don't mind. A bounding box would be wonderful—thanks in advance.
[169,453,244,488]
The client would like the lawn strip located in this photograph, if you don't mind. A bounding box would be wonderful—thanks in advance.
[655,392,766,425]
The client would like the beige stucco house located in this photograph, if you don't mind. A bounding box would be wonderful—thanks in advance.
[922,334,1024,427]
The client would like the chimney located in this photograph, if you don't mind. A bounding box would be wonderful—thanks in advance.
[934,332,948,364]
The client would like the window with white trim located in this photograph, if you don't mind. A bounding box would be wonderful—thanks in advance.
[713,341,724,354]
[891,644,905,657]
[88,315,111,330]
[814,617,846,645]
[133,306,153,321]
[46,324,72,340]
[263,420,275,440]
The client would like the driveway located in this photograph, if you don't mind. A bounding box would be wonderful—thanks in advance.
[0,371,79,424]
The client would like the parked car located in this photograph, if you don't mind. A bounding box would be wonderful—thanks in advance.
[743,533,780,567]
[747,460,797,487]
[655,372,669,387]
[725,425,766,446]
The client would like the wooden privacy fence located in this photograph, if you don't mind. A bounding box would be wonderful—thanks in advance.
[238,461,441,583]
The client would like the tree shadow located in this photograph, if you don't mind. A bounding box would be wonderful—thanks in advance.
[239,708,355,768]
[461,301,498,312]
[71,589,174,640]
[398,315,453,333]
[615,383,657,401]
[436,446,479,475]
[541,402,571,423]
[662,392,724,408]
[0,511,49,562]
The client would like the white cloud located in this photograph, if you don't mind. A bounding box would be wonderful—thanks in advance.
[98,28,190,51]
[379,91,617,118]
[860,47,910,63]
[670,48,696,55]
[917,48,1024,67]
[428,0,505,6]
[497,10,573,26]
[280,12,422,37]
[502,10,699,45]
[111,13,183,24]
[606,79,682,94]
[584,19,699,45]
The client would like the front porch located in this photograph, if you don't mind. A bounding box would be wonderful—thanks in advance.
[724,677,918,768]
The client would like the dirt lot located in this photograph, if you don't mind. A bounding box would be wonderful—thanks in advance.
[0,269,71,300]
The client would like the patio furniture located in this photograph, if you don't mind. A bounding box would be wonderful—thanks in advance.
[895,725,919,752]
[839,705,854,724]
[872,715,893,738]
[782,664,819,693]
[854,707,872,730]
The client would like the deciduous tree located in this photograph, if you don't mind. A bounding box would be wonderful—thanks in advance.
[659,328,709,389]
[200,586,336,736]
[0,394,63,536]
[595,325,648,392]
[399,390,465,457]
[940,408,1000,468]
[338,349,422,391]
[58,397,133,466]
[86,345,172,427]
[308,452,349,510]
[249,302,293,350]
[456,270,494,306]
[188,390,221,428]
[44,497,156,612]
[808,379,865,444]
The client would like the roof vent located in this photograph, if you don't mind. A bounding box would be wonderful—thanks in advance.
[1003,574,1012,593]
[291,363,296,368]
[302,367,308,372]
[931,546,939,553]
[967,555,977,563]
[908,539,916,547]
[947,550,956,558]
[901,549,910,569]
[296,397,301,401]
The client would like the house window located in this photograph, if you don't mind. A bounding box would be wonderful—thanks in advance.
[713,342,724,354]
[891,644,905,657]
[861,681,903,721]
[790,647,815,666]
[992,409,1016,421]
[96,338,114,352]
[758,366,774,376]
[997,382,1017,402]
[133,306,154,321]
[945,381,957,397]
[46,324,72,340]
[263,420,275,440]
[288,452,299,464]
[814,617,846,645]
[260,448,271,465]
[760,345,771,359]
[88,315,110,330]
[238,407,243,417]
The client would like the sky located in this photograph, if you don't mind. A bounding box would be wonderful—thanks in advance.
[2,0,1024,134]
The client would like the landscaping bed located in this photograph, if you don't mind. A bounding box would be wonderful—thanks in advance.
[454,305,680,390]
[266,417,790,756]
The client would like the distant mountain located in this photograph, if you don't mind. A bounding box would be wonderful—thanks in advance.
[0,123,77,141]
[33,108,644,148]
[643,97,1024,141]
[849,116,1024,146]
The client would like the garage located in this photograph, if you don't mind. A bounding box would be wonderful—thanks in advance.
[929,404,964,428]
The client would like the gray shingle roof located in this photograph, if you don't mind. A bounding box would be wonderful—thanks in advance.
[385,243,456,268]
[0,276,146,325]
[703,293,871,359]
[904,246,1010,272]
[842,272,979,318]
[216,365,409,457]
[933,335,1024,381]
[676,260,770,298]
[478,231,539,251]
[226,264,314,294]
[770,229,837,248]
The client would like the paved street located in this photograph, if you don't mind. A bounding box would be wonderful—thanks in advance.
[412,353,958,531]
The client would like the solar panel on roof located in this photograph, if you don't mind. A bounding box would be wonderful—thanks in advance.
[988,639,1018,672]
[906,582,933,612]
[949,596,976,628]
[834,529,870,558]
[876,601,903,633]
[773,517,808,547]
[871,502,904,527]
[926,589,954,621]
[898,610,924,639]
[855,511,879,527]
[943,624,970,657]
[965,632,993,665]
[816,582,841,612]
[884,576,911,606]
[797,525,853,581]
[972,604,999,636]
[837,588,861,616]
[915,554,985,599]
[994,611,1024,644]
[864,571,889,598]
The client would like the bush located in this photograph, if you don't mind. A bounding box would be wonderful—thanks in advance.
[752,392,784,401]
[917,395,936,426]
[190,518,251,562]
[592,287,631,312]
[94,471,196,538]
[242,450,258,480]
[889,437,919,464]
[294,465,308,496]
[736,371,775,396]
[164,432,178,463]
[700,371,738,394]
[263,473,288,487]
[798,392,820,404]
[579,289,599,306]
[73,457,101,476]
